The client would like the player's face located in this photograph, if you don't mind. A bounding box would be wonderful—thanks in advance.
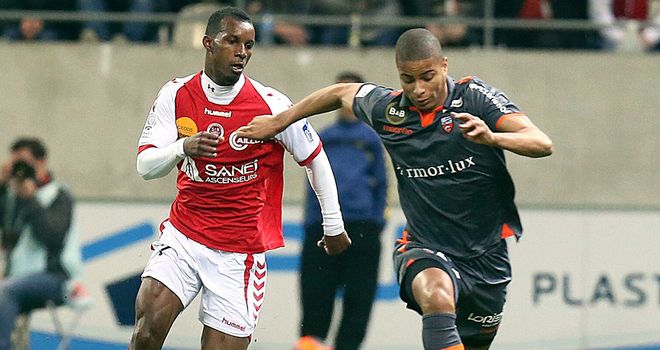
[397,56,448,112]
[206,17,255,85]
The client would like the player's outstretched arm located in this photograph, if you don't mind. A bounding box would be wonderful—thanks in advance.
[236,83,362,140]
[454,112,553,158]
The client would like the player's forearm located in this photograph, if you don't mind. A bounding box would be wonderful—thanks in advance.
[136,139,186,180]
[277,84,352,130]
[304,150,345,236]
[492,128,553,158]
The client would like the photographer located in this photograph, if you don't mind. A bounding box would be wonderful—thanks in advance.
[0,138,81,350]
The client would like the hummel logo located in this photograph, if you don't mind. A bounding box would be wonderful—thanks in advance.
[207,84,215,93]
[204,108,231,118]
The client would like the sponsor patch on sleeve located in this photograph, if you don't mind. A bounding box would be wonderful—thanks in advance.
[302,121,314,143]
[356,84,377,98]
[176,117,197,138]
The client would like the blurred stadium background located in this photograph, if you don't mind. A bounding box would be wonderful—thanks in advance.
[1,1,659,349]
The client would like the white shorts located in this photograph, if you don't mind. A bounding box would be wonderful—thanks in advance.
[142,221,267,337]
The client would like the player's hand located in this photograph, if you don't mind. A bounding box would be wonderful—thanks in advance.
[235,115,285,141]
[317,231,352,256]
[183,132,223,158]
[454,112,496,146]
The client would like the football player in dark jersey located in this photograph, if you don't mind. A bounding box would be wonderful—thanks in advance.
[238,28,552,350]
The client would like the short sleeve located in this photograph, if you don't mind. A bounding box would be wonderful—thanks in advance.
[352,84,395,127]
[463,78,525,131]
[275,119,322,165]
[137,81,180,153]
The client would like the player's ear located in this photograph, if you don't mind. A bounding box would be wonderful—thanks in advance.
[202,35,214,53]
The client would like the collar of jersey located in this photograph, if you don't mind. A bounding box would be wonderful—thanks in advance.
[201,71,245,105]
[398,75,456,111]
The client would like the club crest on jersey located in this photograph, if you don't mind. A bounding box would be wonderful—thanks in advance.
[385,102,407,125]
[207,123,224,138]
[441,116,454,133]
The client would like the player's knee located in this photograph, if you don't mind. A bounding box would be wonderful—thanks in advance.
[131,316,166,348]
[415,280,455,314]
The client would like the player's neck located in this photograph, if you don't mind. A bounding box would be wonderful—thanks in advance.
[433,79,449,111]
[201,71,245,103]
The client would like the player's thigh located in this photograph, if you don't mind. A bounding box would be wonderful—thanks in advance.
[395,247,462,315]
[201,325,250,350]
[134,276,184,329]
[411,266,456,314]
[197,250,267,338]
[455,281,508,349]
[137,223,203,329]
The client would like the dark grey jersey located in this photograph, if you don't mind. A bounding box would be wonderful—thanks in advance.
[353,76,523,258]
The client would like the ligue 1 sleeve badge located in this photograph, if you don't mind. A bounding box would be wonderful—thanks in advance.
[441,115,454,133]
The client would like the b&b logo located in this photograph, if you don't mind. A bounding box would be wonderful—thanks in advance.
[385,102,406,125]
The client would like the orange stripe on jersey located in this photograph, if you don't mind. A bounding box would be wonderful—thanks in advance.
[396,229,410,245]
[495,112,526,130]
[405,258,416,268]
[501,224,515,239]
[389,90,403,96]
[411,106,443,128]
[441,344,465,350]
[456,76,473,84]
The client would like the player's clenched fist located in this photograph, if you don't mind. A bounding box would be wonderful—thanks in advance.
[183,132,223,158]
[454,112,496,146]
[235,115,285,140]
[317,231,352,256]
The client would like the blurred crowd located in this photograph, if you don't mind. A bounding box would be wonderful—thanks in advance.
[0,0,658,51]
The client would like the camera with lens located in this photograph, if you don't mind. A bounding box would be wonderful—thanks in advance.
[11,160,37,181]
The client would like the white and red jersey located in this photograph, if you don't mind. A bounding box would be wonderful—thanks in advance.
[138,71,322,253]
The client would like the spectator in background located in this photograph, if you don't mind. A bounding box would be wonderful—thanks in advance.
[494,0,600,49]
[296,72,388,350]
[589,0,660,51]
[246,0,402,46]
[309,0,402,46]
[0,138,82,350]
[78,0,168,42]
[0,0,79,41]
[544,0,600,50]
[246,0,312,45]
[400,0,484,48]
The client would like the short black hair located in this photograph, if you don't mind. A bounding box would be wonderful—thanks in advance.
[11,137,47,160]
[205,7,252,38]
[395,28,444,63]
[336,71,365,84]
